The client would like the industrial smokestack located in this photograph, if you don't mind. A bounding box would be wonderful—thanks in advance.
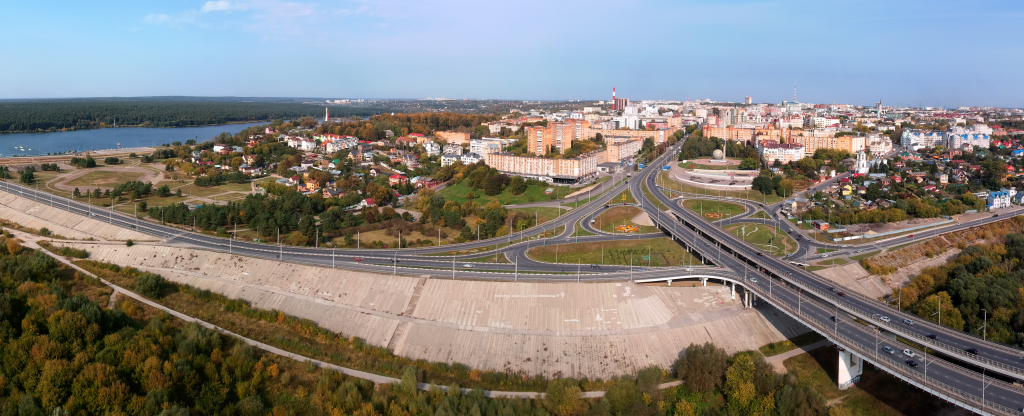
[612,87,617,110]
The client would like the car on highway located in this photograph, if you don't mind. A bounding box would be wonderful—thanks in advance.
[903,318,914,325]
[883,346,895,354]
[879,316,890,323]
[463,264,473,268]
[908,234,914,238]
[829,287,836,292]
[837,292,846,297]
[927,334,938,340]
[907,360,919,368]
[903,349,915,357]
[966,348,980,355]
[757,252,763,256]
[353,258,363,261]
[748,277,758,283]
[994,214,999,217]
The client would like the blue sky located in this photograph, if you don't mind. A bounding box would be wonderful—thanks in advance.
[2,0,1022,107]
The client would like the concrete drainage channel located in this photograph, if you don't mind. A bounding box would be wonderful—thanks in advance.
[38,245,685,398]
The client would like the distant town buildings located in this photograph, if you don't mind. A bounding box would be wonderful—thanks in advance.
[757,142,804,165]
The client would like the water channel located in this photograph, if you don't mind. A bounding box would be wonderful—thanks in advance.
[0,122,268,156]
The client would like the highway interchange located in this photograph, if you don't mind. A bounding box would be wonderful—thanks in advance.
[5,136,1024,413]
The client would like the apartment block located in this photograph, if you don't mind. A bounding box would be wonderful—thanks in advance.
[526,119,592,155]
[607,139,643,162]
[785,131,865,156]
[485,150,606,182]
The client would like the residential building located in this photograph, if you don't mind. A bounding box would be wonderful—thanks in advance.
[944,130,990,150]
[867,136,893,154]
[440,154,461,167]
[606,139,643,162]
[758,142,804,165]
[781,197,812,216]
[443,143,464,155]
[988,191,1013,209]
[485,150,606,183]
[470,137,509,155]
[901,130,943,151]
[424,142,441,157]
[461,152,484,165]
[785,132,865,156]
[526,119,592,155]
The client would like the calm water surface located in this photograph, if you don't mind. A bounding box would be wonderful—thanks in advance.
[0,122,267,156]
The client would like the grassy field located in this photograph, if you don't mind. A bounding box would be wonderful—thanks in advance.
[723,223,799,256]
[682,199,746,221]
[527,237,701,267]
[758,331,825,357]
[676,160,742,170]
[750,210,771,219]
[658,171,783,204]
[179,182,254,198]
[463,254,510,263]
[850,250,881,261]
[65,170,145,187]
[572,224,595,237]
[783,346,959,415]
[439,181,572,205]
[594,206,659,234]
[509,207,563,226]
[641,178,668,210]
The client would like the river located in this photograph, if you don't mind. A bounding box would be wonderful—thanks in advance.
[0,122,268,156]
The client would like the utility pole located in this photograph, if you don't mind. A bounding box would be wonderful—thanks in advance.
[278,227,281,260]
[577,258,581,282]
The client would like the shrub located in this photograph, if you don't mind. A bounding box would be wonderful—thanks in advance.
[135,272,165,298]
[126,239,134,247]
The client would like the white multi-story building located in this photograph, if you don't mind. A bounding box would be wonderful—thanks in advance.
[988,190,1013,209]
[900,130,943,151]
[461,152,483,165]
[758,142,805,165]
[944,126,990,150]
[443,143,464,156]
[423,142,441,157]
[440,154,461,167]
[807,116,841,128]
[470,137,509,155]
[867,135,892,154]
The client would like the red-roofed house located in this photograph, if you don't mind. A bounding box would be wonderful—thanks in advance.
[388,174,408,186]
[360,198,376,208]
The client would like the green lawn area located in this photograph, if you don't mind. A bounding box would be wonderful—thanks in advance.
[758,332,825,357]
[463,254,510,263]
[509,207,564,225]
[571,223,595,237]
[594,206,658,234]
[723,223,799,256]
[658,171,782,204]
[641,178,668,210]
[676,160,744,170]
[750,210,771,219]
[65,170,145,187]
[682,199,746,221]
[783,345,957,415]
[816,248,837,254]
[850,250,881,261]
[527,237,701,267]
[439,181,572,205]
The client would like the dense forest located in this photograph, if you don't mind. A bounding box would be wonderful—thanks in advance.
[0,102,381,132]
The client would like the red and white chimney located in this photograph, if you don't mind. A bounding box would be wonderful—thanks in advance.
[612,88,617,110]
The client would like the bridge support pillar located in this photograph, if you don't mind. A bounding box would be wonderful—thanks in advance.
[702,278,706,287]
[730,282,735,300]
[837,350,863,390]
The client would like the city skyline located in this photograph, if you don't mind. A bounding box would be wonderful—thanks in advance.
[2,0,1023,107]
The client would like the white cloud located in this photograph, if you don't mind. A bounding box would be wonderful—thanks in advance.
[202,1,238,12]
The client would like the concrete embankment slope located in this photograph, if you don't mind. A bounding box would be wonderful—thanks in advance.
[0,192,154,241]
[67,242,809,379]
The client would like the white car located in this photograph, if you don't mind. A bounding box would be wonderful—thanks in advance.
[903,349,915,357]
[463,264,473,268]
[880,316,891,323]
[883,346,895,354]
